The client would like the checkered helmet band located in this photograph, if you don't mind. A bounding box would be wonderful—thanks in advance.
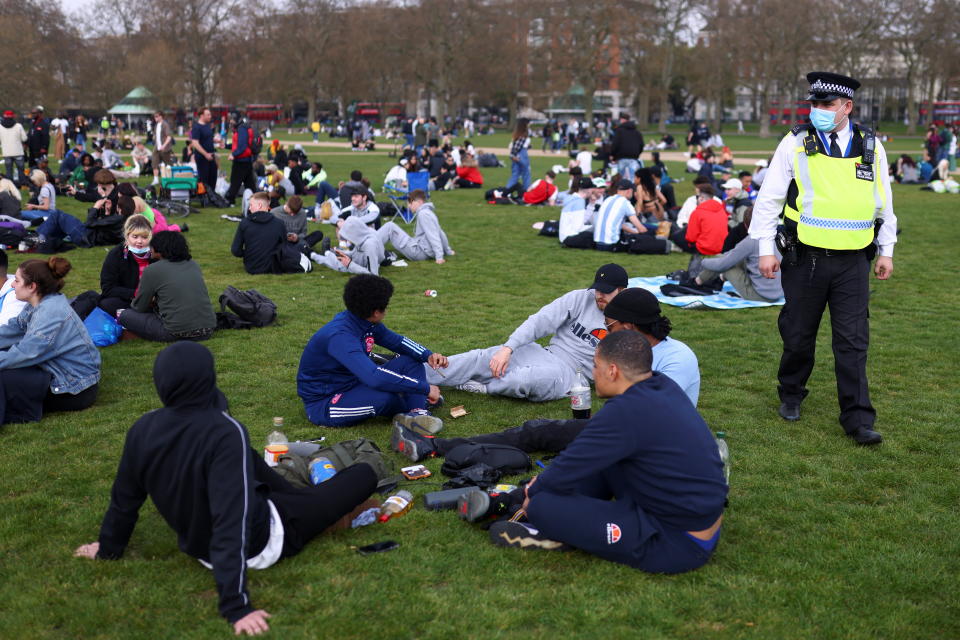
[809,79,854,98]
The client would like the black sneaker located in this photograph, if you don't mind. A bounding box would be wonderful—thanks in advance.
[488,520,570,551]
[390,422,437,462]
[457,489,516,523]
[321,236,331,253]
[393,409,443,436]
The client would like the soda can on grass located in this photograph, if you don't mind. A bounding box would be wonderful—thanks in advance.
[424,290,438,297]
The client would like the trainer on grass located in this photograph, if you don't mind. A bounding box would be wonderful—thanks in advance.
[486,331,727,574]
[74,342,379,636]
[297,274,448,432]
[425,264,628,402]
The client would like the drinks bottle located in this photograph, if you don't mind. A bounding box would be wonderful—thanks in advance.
[378,490,414,522]
[570,368,591,419]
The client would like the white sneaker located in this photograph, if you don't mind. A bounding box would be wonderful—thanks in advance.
[456,380,488,394]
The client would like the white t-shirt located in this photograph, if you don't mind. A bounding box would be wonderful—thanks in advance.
[384,164,407,185]
[39,183,56,210]
[575,150,592,174]
[0,275,27,326]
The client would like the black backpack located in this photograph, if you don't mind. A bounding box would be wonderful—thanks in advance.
[218,286,277,328]
[248,126,263,157]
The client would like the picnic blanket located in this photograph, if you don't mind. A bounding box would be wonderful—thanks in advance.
[627,276,785,310]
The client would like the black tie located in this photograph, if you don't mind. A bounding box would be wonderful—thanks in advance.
[829,133,842,158]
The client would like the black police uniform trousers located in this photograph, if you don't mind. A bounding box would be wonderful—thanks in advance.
[777,245,875,432]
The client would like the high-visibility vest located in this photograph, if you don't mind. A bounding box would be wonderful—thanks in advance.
[785,145,885,250]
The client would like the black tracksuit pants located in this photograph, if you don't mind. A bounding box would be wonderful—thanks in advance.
[777,246,875,433]
[225,159,257,205]
[435,418,588,456]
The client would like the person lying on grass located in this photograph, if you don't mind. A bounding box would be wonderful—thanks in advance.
[463,331,727,574]
[74,342,379,636]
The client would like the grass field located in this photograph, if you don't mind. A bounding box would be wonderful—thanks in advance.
[0,138,957,640]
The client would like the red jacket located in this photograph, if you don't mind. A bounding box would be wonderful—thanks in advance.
[685,199,728,255]
[522,179,557,205]
[456,165,483,185]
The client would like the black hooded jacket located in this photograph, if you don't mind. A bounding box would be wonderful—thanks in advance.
[230,209,286,274]
[95,342,277,623]
[610,121,644,161]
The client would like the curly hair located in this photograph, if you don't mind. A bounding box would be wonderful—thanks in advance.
[343,275,394,319]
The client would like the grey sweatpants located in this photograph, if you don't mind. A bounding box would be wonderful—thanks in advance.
[377,222,431,261]
[426,343,576,402]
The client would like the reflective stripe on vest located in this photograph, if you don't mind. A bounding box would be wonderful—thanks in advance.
[786,145,885,250]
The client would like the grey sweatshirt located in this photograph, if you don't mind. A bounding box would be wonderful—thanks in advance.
[271,205,307,237]
[411,203,453,258]
[504,288,606,379]
[700,236,783,300]
[324,216,384,275]
[340,201,380,225]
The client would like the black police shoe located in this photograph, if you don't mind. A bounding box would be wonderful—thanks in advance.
[849,426,883,445]
[778,402,801,421]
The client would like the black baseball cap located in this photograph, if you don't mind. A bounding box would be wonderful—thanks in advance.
[590,263,628,294]
[616,179,634,191]
[577,176,595,190]
[604,288,661,325]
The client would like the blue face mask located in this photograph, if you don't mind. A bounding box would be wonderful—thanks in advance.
[128,245,150,255]
[810,107,843,133]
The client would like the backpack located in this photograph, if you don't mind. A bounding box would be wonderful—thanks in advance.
[218,286,277,328]
[273,438,399,492]
[248,126,263,157]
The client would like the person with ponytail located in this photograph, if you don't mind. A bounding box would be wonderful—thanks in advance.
[0,256,100,424]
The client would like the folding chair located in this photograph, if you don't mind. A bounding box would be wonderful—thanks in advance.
[384,170,431,224]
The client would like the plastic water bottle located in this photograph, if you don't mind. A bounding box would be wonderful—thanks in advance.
[309,457,337,484]
[570,368,591,419]
[378,490,414,522]
[715,432,730,484]
[266,417,287,445]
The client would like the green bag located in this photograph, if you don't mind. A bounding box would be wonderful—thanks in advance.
[273,438,398,491]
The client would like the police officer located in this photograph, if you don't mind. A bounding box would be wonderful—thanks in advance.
[750,72,897,445]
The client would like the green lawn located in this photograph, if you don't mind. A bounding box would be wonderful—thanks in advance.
[0,142,957,639]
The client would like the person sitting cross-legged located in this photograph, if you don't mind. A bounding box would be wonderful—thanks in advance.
[479,331,727,575]
[296,274,448,432]
[376,190,455,264]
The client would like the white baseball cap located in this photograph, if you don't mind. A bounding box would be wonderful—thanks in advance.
[721,178,743,190]
[754,159,768,168]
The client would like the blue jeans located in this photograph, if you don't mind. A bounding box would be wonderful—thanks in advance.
[506,150,531,191]
[36,210,89,247]
[616,158,640,182]
[313,181,339,206]
[3,156,25,182]
[19,208,53,221]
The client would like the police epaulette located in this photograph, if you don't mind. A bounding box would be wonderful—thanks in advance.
[791,123,814,136]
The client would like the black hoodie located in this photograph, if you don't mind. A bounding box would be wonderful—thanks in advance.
[610,120,645,161]
[230,209,286,274]
[1,116,16,129]
[95,342,274,623]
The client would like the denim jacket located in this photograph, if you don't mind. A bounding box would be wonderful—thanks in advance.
[0,293,101,394]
